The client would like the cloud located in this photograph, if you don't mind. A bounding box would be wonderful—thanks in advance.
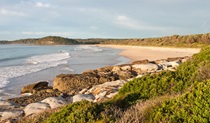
[0,8,27,16]
[35,2,50,8]
[115,15,166,32]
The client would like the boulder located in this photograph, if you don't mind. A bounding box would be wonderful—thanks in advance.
[21,81,49,94]
[24,102,50,116]
[53,74,100,94]
[69,94,95,103]
[132,63,159,72]
[0,110,24,121]
[41,97,67,109]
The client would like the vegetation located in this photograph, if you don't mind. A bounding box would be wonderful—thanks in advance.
[26,46,208,123]
[36,36,79,45]
[1,33,210,47]
[101,33,210,48]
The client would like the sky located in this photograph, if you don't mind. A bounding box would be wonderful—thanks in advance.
[0,0,210,40]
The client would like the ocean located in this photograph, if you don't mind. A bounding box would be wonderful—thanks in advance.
[0,44,130,99]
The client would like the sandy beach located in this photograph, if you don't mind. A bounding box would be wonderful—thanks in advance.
[97,45,201,62]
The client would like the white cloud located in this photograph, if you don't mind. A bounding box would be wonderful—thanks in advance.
[115,15,166,32]
[0,8,27,16]
[35,2,50,8]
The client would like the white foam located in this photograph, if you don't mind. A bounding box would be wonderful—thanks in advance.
[26,52,70,64]
[74,45,103,52]
[0,52,70,89]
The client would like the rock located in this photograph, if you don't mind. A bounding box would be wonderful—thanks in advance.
[132,63,159,72]
[120,65,132,71]
[53,74,100,94]
[97,66,113,72]
[24,102,50,116]
[41,97,67,109]
[21,81,49,94]
[155,59,168,64]
[160,61,180,69]
[112,66,121,72]
[8,91,62,106]
[0,101,19,110]
[79,88,88,94]
[132,59,149,64]
[0,110,24,121]
[117,71,134,80]
[69,94,95,103]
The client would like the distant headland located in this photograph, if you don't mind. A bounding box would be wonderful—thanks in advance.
[0,33,210,48]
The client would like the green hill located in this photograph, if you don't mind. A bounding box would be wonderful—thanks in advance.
[35,36,79,45]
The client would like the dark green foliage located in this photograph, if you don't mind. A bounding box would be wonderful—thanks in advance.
[45,101,102,123]
[149,80,210,123]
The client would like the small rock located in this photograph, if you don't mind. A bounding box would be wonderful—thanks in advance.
[79,88,88,94]
[0,110,24,121]
[69,94,95,103]
[24,102,50,116]
[41,97,67,109]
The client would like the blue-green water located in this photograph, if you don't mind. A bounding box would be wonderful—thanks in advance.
[0,45,130,99]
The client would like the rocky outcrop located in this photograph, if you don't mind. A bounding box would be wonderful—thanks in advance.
[8,89,62,106]
[53,56,190,95]
[21,81,49,94]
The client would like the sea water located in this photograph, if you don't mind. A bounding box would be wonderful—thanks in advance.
[0,44,130,99]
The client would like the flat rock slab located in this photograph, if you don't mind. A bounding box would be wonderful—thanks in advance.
[24,102,50,116]
[0,110,24,121]
[0,101,19,110]
[132,63,159,72]
[69,94,95,103]
[41,97,67,109]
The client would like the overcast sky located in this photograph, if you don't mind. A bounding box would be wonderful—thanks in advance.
[0,0,210,40]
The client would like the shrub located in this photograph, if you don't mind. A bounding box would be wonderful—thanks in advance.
[148,80,210,123]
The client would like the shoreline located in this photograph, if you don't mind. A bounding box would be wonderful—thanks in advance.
[96,45,201,62]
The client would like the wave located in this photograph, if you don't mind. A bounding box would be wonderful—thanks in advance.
[0,52,71,90]
[26,52,70,64]
[0,56,29,63]
[74,45,103,52]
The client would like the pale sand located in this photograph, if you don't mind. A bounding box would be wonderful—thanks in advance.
[97,45,201,62]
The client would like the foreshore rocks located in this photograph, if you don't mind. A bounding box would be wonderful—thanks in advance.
[1,56,190,122]
[53,56,190,95]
